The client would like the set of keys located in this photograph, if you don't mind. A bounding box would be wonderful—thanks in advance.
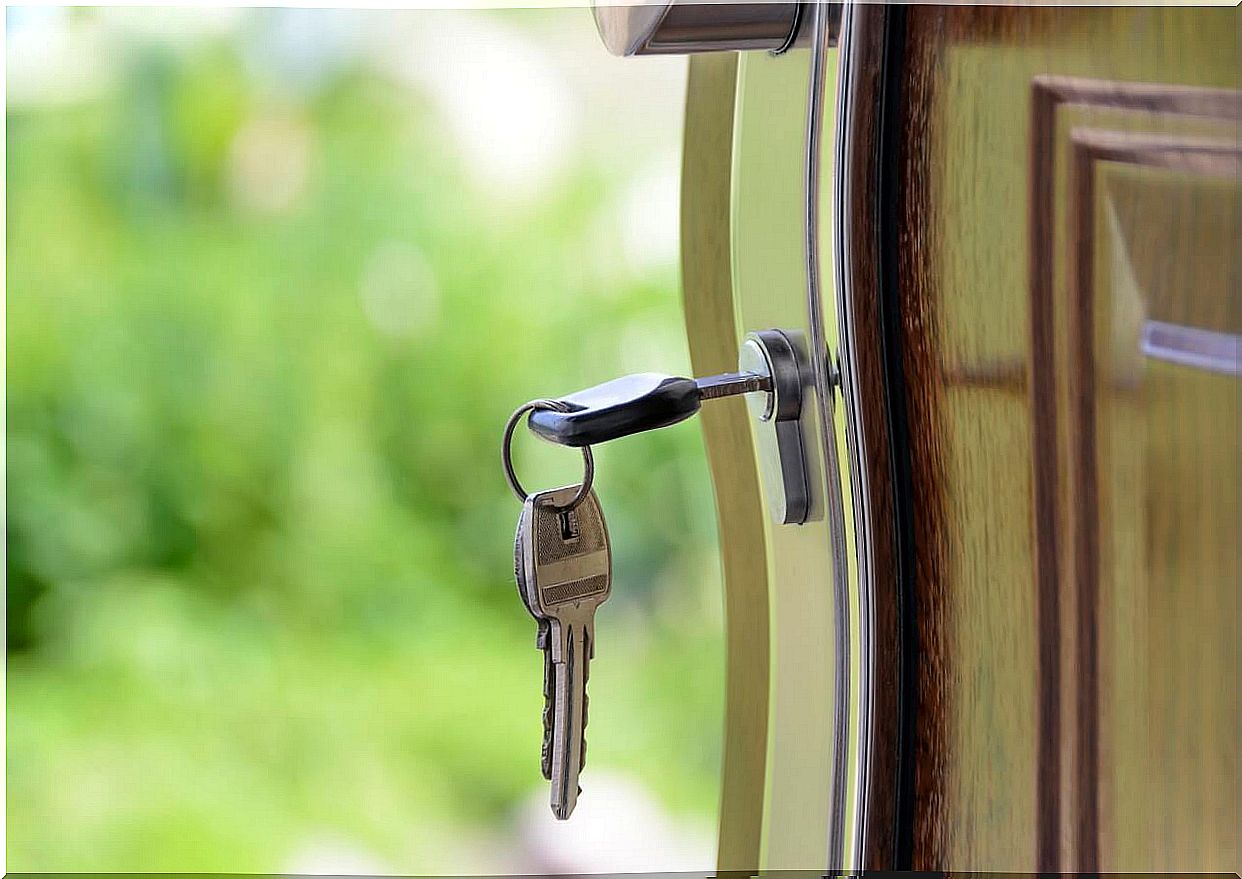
[503,349,796,819]
[503,400,612,821]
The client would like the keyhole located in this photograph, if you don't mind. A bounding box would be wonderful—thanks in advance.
[559,509,580,541]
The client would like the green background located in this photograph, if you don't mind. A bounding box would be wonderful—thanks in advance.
[6,7,722,871]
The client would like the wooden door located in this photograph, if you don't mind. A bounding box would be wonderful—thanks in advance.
[678,3,1239,872]
[838,6,1239,869]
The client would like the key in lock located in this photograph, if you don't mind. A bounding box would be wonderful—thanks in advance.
[527,328,822,525]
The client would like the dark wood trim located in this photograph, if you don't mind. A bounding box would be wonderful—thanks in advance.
[836,4,917,867]
[877,8,922,868]
[1028,75,1070,875]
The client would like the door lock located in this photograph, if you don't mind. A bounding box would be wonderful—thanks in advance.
[525,328,818,525]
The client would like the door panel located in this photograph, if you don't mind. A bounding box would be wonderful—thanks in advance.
[680,4,1237,871]
[1088,161,1239,869]
[861,5,1239,870]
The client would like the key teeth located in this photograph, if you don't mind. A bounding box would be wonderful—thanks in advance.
[541,693,554,780]
[541,628,555,780]
[581,689,589,771]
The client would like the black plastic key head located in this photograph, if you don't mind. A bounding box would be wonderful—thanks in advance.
[527,372,701,447]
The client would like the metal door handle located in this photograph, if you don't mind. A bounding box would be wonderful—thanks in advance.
[592,1,839,57]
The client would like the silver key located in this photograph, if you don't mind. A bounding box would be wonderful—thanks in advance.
[518,484,612,820]
[514,502,556,781]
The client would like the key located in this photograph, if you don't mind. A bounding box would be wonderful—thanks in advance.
[518,483,612,820]
[525,370,773,447]
[514,499,556,781]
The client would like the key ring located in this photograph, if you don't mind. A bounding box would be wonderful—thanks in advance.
[503,399,595,510]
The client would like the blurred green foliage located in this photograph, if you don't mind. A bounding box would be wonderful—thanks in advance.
[7,9,721,871]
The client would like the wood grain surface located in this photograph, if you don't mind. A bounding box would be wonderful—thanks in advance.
[842,4,1239,870]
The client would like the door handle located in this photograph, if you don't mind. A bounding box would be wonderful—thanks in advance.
[592,1,839,57]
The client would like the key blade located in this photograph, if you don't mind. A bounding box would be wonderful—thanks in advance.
[693,370,771,400]
[549,623,587,820]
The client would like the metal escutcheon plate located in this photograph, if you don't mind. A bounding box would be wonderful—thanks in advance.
[740,328,818,526]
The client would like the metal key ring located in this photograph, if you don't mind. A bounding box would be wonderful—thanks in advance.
[502,399,595,510]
